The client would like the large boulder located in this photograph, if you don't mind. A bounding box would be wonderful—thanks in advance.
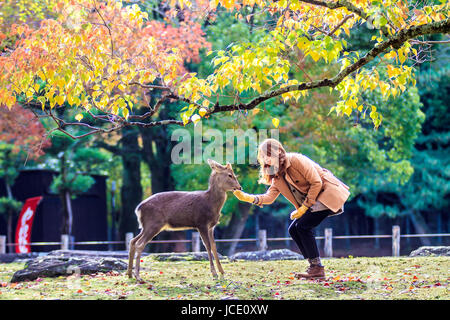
[10,251,128,283]
[229,249,304,261]
[409,246,450,257]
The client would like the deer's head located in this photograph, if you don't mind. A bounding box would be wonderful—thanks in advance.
[207,159,242,192]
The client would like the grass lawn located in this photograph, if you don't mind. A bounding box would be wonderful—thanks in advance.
[0,256,448,300]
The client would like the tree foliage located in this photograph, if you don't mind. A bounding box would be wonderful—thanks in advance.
[0,0,447,138]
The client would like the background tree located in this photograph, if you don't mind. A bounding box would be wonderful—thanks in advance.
[44,131,110,235]
[0,104,50,251]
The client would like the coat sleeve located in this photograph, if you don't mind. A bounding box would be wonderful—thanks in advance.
[255,181,280,207]
[290,153,323,208]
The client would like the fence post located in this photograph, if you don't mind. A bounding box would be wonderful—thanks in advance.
[61,234,70,250]
[0,235,6,254]
[125,232,134,251]
[192,232,200,252]
[324,228,333,257]
[392,225,400,257]
[258,229,267,251]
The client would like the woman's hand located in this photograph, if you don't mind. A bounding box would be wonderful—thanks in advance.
[233,190,256,204]
[290,204,310,220]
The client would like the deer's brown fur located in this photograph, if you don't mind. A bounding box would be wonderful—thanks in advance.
[127,159,241,281]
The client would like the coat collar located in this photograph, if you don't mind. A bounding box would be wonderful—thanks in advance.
[284,153,292,169]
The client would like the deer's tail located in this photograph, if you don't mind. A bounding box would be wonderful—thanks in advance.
[135,205,143,229]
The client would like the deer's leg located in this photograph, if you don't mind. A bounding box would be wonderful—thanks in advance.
[134,226,161,282]
[127,230,144,278]
[208,227,224,275]
[198,227,218,278]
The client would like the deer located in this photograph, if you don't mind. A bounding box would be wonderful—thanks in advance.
[127,159,242,282]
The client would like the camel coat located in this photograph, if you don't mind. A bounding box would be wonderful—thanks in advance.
[255,152,350,214]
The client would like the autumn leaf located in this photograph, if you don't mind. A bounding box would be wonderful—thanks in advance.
[272,117,280,128]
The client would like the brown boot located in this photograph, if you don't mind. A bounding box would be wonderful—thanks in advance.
[295,265,325,279]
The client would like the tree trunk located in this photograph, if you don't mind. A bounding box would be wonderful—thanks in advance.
[436,211,442,245]
[5,182,14,253]
[373,217,380,249]
[62,190,73,235]
[222,202,252,256]
[138,104,185,253]
[59,153,73,236]
[409,210,432,246]
[7,210,13,253]
[119,126,143,240]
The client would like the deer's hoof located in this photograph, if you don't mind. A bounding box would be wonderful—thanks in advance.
[134,273,143,282]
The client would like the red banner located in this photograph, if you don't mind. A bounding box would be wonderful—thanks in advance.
[15,196,42,253]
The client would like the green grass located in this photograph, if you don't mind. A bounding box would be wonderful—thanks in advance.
[0,256,448,300]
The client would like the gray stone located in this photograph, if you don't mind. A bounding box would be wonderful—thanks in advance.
[46,249,150,260]
[10,253,128,283]
[229,249,304,261]
[149,251,226,262]
[409,246,450,257]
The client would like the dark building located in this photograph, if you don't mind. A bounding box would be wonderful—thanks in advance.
[0,169,108,252]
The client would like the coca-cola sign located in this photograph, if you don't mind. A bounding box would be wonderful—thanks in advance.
[15,196,42,253]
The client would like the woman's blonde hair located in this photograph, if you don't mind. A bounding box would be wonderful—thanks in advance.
[257,138,288,185]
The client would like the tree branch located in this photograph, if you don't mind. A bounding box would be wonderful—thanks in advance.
[207,17,450,116]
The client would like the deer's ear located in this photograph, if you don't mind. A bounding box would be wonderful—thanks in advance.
[207,159,224,171]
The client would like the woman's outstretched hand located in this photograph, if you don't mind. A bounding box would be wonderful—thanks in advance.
[233,190,256,203]
[290,204,309,220]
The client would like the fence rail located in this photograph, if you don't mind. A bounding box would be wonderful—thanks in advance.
[1,226,449,256]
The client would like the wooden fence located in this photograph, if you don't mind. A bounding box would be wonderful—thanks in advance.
[1,225,449,257]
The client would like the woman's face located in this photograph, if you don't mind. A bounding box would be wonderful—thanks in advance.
[261,149,280,167]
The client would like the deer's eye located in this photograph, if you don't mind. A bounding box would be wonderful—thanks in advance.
[228,174,233,178]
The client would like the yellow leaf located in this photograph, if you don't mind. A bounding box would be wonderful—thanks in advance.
[398,48,406,64]
[6,95,16,110]
[191,114,201,125]
[252,108,260,115]
[199,107,207,117]
[55,95,65,106]
[272,117,280,128]
[309,51,320,62]
[202,100,210,108]
[75,113,83,121]
[67,95,74,106]
[123,108,129,119]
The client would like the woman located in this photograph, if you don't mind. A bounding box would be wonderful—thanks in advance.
[233,138,350,279]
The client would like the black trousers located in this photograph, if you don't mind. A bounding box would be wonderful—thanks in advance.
[288,208,334,259]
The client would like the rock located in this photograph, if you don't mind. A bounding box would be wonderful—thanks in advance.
[409,246,450,257]
[10,253,128,283]
[149,251,226,262]
[45,249,149,259]
[229,249,304,261]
